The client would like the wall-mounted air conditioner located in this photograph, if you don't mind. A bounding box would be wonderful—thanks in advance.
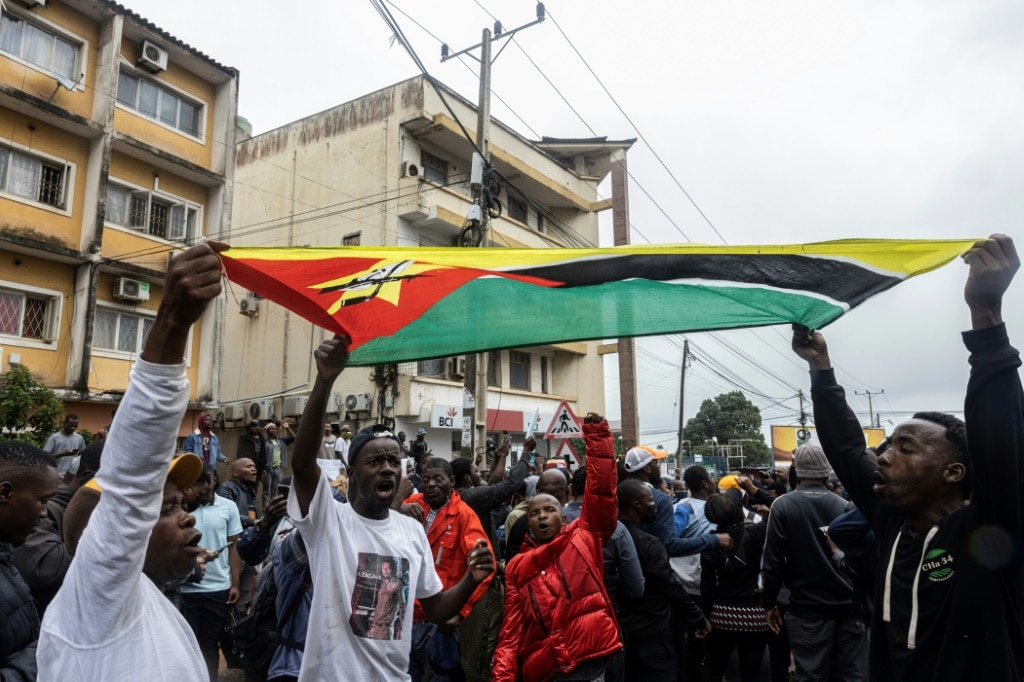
[113,277,150,303]
[138,40,168,72]
[247,399,276,421]
[283,396,308,416]
[239,296,259,317]
[344,392,371,412]
[449,356,466,378]
[226,404,246,421]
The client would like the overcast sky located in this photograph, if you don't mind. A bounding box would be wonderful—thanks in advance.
[128,0,1024,450]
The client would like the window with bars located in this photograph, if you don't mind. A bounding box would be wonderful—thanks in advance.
[343,232,361,246]
[0,12,79,81]
[93,308,154,354]
[541,356,549,394]
[0,146,69,209]
[105,182,200,243]
[0,289,54,341]
[420,150,448,184]
[116,68,203,138]
[417,357,447,378]
[510,351,530,391]
[508,196,528,224]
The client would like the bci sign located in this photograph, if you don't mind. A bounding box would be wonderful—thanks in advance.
[430,404,463,430]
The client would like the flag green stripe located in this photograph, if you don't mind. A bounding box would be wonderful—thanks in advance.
[346,278,845,366]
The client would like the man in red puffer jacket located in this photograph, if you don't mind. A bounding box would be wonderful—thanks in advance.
[493,413,621,682]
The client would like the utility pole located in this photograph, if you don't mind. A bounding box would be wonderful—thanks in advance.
[798,389,807,428]
[675,339,689,473]
[855,389,884,429]
[443,5,545,458]
[612,150,639,449]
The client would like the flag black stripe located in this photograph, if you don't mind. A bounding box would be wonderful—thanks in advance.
[505,253,900,307]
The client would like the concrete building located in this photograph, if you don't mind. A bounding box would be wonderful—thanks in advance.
[0,0,238,435]
[225,75,631,460]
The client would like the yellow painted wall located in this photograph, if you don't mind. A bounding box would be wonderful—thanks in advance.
[0,3,100,122]
[0,107,89,249]
[90,272,201,397]
[108,151,208,205]
[115,38,215,169]
[0,248,75,386]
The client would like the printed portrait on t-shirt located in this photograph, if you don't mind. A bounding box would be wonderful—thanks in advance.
[350,552,410,640]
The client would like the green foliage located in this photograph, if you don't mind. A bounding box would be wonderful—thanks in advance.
[683,390,771,467]
[77,428,94,445]
[0,364,64,447]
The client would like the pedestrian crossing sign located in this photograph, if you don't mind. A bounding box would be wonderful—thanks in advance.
[544,401,582,439]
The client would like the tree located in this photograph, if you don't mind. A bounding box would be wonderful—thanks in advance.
[0,364,64,448]
[683,390,771,468]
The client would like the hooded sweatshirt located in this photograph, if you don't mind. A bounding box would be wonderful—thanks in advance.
[809,323,1024,681]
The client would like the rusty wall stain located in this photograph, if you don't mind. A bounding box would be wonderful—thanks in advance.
[237,79,426,168]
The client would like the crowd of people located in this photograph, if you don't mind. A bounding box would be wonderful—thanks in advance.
[0,234,1022,681]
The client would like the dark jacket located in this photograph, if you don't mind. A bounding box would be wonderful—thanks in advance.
[458,458,529,548]
[761,483,854,616]
[493,421,621,682]
[0,541,39,680]
[646,487,718,557]
[809,324,1024,681]
[700,520,769,607]
[217,480,258,528]
[620,519,707,643]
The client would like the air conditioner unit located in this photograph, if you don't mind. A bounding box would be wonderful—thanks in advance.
[449,356,466,378]
[113,277,150,303]
[247,399,276,421]
[344,392,371,413]
[326,392,341,414]
[283,395,308,416]
[239,296,259,317]
[401,161,419,178]
[226,404,246,421]
[138,40,168,72]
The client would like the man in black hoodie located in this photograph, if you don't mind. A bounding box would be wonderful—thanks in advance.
[792,234,1024,681]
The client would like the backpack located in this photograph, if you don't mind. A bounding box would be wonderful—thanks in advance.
[224,562,281,671]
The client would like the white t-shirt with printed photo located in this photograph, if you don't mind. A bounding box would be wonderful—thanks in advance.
[287,473,443,681]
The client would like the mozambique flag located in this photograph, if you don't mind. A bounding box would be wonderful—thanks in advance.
[219,239,977,366]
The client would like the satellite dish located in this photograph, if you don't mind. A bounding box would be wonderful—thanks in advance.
[47,72,84,103]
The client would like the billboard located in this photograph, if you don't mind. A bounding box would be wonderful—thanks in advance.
[771,425,885,465]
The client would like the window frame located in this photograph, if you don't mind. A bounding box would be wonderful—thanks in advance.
[507,195,528,224]
[91,301,192,363]
[420,150,448,184]
[510,351,531,391]
[0,8,87,88]
[0,280,62,350]
[0,138,75,215]
[115,64,206,142]
[104,177,202,245]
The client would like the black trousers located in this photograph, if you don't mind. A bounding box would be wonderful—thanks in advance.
[183,589,231,682]
[625,641,677,682]
[702,629,769,682]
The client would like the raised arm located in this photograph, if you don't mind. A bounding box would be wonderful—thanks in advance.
[793,325,881,522]
[578,414,616,541]
[961,235,1023,529]
[292,336,349,517]
[484,433,513,484]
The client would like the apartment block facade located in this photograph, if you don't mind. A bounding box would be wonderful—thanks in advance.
[0,0,237,435]
[226,76,630,459]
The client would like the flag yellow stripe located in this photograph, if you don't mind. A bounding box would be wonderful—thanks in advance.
[221,238,978,277]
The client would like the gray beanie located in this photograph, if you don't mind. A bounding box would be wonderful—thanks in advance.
[794,443,831,480]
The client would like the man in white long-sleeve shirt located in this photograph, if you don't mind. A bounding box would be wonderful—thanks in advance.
[38,243,224,680]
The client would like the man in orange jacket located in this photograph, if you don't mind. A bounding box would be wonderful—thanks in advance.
[493,413,622,682]
[404,457,493,681]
